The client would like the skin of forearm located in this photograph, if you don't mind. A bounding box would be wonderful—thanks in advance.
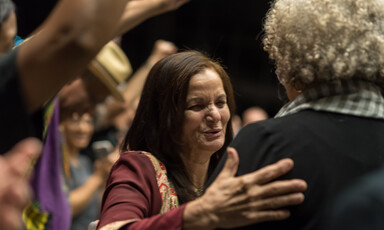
[18,0,130,114]
[122,64,151,105]
[115,1,167,36]
[69,173,104,216]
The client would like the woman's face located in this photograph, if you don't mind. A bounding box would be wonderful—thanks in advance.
[61,113,94,150]
[182,68,230,158]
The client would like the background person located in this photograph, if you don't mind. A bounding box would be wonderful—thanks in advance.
[60,108,113,230]
[58,43,131,228]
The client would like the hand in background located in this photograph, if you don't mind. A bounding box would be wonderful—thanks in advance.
[117,0,189,35]
[146,40,178,68]
[94,157,113,181]
[146,0,190,16]
[0,138,42,230]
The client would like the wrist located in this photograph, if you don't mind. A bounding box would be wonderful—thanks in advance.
[148,1,171,17]
[89,173,104,186]
[144,60,155,69]
[183,198,217,230]
[138,1,169,21]
[145,54,162,69]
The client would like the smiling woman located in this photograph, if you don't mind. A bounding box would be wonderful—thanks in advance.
[123,50,236,203]
[182,68,231,190]
[96,50,307,230]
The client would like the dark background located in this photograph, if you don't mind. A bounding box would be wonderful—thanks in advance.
[13,0,285,117]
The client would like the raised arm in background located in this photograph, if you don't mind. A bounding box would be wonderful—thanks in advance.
[115,0,189,36]
[17,0,132,114]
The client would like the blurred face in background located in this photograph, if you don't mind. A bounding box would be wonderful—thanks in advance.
[61,113,94,150]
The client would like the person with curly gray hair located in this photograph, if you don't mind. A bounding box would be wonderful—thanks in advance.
[264,0,384,96]
[209,0,384,229]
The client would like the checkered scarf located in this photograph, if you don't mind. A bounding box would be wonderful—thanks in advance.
[275,80,384,119]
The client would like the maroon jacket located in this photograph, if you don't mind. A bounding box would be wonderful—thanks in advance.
[97,151,186,230]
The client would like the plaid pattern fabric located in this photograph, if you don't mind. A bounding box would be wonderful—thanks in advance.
[275,80,384,119]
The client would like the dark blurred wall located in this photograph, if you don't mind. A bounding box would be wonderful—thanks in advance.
[13,0,285,116]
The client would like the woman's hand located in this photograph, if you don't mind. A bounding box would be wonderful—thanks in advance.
[94,154,116,181]
[117,0,190,35]
[183,147,307,230]
[146,40,178,68]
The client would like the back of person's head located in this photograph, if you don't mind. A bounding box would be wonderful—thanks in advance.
[264,0,384,89]
[0,0,15,24]
[122,50,235,203]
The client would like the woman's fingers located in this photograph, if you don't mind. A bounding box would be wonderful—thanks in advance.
[224,179,306,208]
[243,209,291,223]
[215,147,239,180]
[238,193,304,225]
[250,192,305,210]
[196,154,308,229]
[248,179,307,199]
[241,158,294,185]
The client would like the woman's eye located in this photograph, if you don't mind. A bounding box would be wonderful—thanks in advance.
[188,105,203,111]
[216,100,227,108]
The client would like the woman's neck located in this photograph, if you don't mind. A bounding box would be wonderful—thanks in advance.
[181,151,212,190]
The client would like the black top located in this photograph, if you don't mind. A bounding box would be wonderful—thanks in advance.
[0,49,43,154]
[210,109,384,230]
[324,164,384,230]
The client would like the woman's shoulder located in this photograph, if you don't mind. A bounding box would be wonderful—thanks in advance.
[120,150,146,158]
[108,151,158,184]
[117,150,153,166]
[119,150,156,162]
[118,151,164,172]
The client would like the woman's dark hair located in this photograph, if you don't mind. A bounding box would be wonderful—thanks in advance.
[0,0,15,25]
[121,50,235,203]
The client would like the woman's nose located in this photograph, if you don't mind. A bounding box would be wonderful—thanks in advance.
[206,105,220,122]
